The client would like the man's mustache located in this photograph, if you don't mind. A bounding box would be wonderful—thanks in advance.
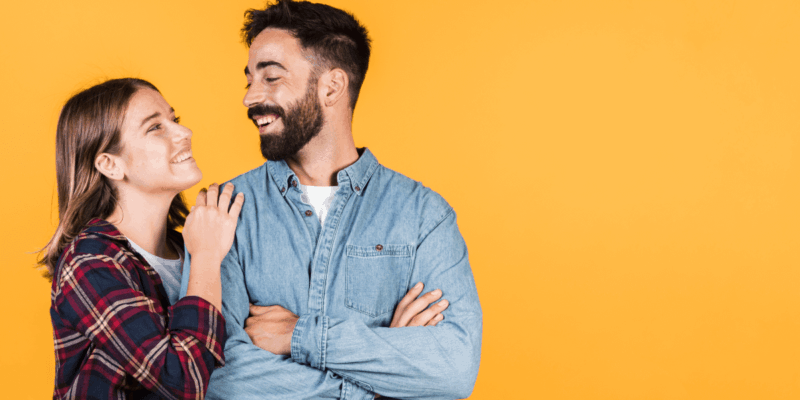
[247,104,286,121]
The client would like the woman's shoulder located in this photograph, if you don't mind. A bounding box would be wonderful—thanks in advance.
[70,218,128,253]
[54,218,136,285]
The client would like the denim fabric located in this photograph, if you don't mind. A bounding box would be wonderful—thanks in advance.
[180,149,482,399]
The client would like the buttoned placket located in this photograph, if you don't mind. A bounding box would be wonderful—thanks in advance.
[284,172,356,316]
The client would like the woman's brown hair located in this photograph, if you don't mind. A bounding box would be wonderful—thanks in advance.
[39,78,189,280]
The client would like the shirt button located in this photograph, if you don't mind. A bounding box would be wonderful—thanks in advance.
[355,186,361,191]
[280,187,285,193]
[375,244,383,251]
[305,210,313,217]
[292,180,298,187]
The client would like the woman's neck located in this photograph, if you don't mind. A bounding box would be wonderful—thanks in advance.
[106,189,177,259]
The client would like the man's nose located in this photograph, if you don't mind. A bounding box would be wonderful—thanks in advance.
[243,81,267,108]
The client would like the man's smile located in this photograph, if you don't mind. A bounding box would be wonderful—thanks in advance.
[252,114,281,134]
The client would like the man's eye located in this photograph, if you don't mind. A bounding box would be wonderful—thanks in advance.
[147,124,161,133]
[266,77,279,83]
[173,116,181,124]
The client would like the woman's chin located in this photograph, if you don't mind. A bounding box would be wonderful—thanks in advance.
[174,164,203,192]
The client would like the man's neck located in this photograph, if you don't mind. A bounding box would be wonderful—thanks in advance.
[286,122,360,186]
[106,189,176,259]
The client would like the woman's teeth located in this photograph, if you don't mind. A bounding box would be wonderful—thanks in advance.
[172,150,192,163]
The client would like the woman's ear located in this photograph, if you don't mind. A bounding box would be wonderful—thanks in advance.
[320,68,349,108]
[95,153,124,181]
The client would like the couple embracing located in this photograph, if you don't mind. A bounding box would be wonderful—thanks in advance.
[42,1,482,399]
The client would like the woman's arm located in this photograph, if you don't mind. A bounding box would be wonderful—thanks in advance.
[53,248,226,400]
[183,182,245,311]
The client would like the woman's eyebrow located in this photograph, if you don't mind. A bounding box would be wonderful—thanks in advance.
[139,112,161,127]
[139,108,175,127]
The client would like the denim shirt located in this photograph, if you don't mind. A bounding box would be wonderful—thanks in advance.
[180,148,482,399]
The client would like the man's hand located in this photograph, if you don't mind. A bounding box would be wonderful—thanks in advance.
[390,282,449,327]
[244,305,299,356]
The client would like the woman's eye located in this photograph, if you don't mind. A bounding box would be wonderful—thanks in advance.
[266,77,279,83]
[147,124,161,133]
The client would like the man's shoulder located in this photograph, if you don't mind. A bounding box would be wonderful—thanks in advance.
[225,162,269,190]
[372,164,453,222]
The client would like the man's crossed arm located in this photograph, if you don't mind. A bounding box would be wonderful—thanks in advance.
[245,283,449,355]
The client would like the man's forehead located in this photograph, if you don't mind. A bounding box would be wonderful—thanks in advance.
[247,28,302,69]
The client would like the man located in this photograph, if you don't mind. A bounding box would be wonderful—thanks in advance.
[182,1,482,398]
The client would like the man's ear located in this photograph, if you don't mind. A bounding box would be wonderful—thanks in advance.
[95,153,125,182]
[319,68,349,108]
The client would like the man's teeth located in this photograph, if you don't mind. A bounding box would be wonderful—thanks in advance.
[256,115,278,127]
[172,150,192,163]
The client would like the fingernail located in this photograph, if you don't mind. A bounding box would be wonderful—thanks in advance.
[414,282,422,289]
[440,300,449,307]
[435,314,444,321]
[433,289,442,296]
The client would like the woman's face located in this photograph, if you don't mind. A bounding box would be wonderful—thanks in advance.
[116,88,202,195]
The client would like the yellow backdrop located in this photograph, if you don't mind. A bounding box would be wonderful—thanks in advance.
[1,0,798,398]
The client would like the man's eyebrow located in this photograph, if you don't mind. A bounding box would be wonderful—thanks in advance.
[139,108,174,128]
[244,61,287,76]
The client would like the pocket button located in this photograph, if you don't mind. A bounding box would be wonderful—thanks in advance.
[375,244,383,251]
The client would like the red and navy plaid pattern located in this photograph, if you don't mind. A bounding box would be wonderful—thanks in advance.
[50,219,226,400]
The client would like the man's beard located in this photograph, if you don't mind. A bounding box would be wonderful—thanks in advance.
[248,77,324,161]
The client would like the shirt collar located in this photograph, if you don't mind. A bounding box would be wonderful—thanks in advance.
[267,147,379,197]
[84,218,128,242]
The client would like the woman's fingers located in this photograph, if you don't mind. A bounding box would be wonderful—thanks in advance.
[195,187,207,207]
[229,192,245,219]
[206,183,219,207]
[390,282,424,327]
[218,183,234,210]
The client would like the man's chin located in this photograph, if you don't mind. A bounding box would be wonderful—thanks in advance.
[259,138,298,161]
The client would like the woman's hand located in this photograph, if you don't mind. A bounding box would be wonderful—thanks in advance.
[390,282,449,327]
[183,182,244,264]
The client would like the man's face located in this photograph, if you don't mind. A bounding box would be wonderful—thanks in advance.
[244,28,324,161]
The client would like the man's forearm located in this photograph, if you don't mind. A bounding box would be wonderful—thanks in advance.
[291,211,483,399]
[206,338,373,400]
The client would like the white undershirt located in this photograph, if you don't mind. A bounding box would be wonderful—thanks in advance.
[127,239,183,305]
[298,183,339,227]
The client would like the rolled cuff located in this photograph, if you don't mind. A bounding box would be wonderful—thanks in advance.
[342,378,375,400]
[291,314,329,370]
[168,295,227,366]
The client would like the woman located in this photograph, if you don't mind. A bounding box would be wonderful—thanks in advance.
[40,78,243,399]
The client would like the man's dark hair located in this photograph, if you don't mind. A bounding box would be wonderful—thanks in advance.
[242,0,371,110]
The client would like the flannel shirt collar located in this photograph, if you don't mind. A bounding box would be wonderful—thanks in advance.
[84,218,128,242]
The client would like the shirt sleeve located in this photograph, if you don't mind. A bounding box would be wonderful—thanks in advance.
[290,210,483,399]
[180,245,375,400]
[54,251,226,400]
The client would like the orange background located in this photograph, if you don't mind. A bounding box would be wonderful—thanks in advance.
[1,0,799,398]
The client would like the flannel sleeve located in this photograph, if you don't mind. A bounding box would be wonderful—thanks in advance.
[54,251,226,400]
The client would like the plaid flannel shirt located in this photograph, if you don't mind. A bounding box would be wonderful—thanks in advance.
[50,219,226,400]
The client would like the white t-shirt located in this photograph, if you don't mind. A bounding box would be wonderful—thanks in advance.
[298,183,339,227]
[127,239,183,305]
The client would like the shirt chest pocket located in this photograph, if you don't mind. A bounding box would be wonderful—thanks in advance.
[345,244,414,318]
